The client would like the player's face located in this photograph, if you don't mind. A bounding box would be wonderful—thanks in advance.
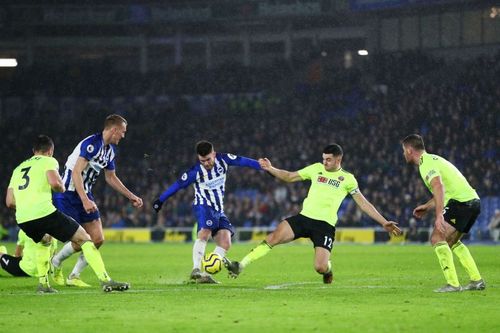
[110,123,127,145]
[402,144,412,164]
[198,151,216,170]
[322,153,341,172]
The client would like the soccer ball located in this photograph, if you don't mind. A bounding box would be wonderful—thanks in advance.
[202,252,223,275]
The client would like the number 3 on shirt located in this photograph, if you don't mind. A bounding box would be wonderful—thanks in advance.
[18,167,31,190]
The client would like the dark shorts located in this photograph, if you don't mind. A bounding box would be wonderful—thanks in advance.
[0,255,30,277]
[18,210,80,243]
[193,205,235,237]
[286,214,336,252]
[444,198,481,233]
[53,191,100,224]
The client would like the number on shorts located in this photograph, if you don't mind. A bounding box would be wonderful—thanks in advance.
[323,236,333,249]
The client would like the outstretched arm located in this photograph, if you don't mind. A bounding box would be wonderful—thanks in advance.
[352,191,401,236]
[104,169,143,208]
[153,170,196,212]
[258,158,302,182]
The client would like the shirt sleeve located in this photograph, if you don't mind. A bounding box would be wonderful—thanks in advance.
[79,137,99,161]
[346,174,359,195]
[297,163,318,181]
[159,168,197,202]
[220,153,262,170]
[420,158,440,185]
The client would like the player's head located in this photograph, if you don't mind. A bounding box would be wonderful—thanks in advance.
[196,140,216,170]
[401,134,425,164]
[322,144,343,171]
[104,114,128,145]
[33,135,54,156]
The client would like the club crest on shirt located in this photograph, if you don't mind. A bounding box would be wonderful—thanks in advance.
[217,166,224,174]
[338,176,344,181]
[206,220,213,226]
[86,145,95,153]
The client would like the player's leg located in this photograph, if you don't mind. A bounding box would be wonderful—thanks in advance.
[314,248,333,284]
[213,229,231,260]
[47,210,128,292]
[190,205,216,280]
[311,222,335,284]
[35,234,58,293]
[191,228,211,280]
[448,201,484,291]
[430,212,461,292]
[225,219,295,278]
[66,218,104,287]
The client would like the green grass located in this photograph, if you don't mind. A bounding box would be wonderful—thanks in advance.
[0,243,498,333]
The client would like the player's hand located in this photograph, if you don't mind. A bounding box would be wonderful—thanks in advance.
[383,221,402,236]
[435,215,446,234]
[83,198,98,214]
[258,158,272,170]
[413,204,428,219]
[152,199,163,213]
[130,195,143,208]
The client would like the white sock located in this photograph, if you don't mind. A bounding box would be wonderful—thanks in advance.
[69,253,88,278]
[51,242,76,267]
[213,246,227,259]
[193,239,207,270]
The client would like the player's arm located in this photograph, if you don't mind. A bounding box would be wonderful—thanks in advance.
[5,187,15,209]
[258,158,302,182]
[104,169,143,208]
[352,191,401,236]
[413,198,435,219]
[153,170,195,212]
[47,170,65,193]
[223,154,262,171]
[14,245,23,257]
[429,176,446,233]
[72,156,98,213]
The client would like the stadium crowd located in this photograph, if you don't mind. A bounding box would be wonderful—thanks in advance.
[0,51,498,241]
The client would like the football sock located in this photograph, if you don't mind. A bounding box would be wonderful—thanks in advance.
[69,253,88,278]
[240,241,273,268]
[433,241,460,287]
[35,242,52,279]
[52,241,76,267]
[213,246,227,259]
[452,241,482,281]
[81,242,110,282]
[325,260,332,274]
[193,239,207,270]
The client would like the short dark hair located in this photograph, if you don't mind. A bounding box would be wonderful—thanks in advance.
[104,114,127,129]
[323,144,343,156]
[196,140,214,156]
[402,134,425,150]
[33,135,54,153]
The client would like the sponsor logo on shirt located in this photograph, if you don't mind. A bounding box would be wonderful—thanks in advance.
[317,175,340,188]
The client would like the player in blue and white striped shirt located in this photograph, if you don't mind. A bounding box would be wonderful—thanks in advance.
[51,114,143,287]
[153,140,263,283]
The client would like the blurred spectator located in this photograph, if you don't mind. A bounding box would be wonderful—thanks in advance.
[488,210,500,242]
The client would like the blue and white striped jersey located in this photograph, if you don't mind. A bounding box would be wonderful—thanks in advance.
[159,153,261,212]
[60,133,116,193]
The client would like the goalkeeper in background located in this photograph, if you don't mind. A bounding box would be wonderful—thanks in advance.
[224,143,401,283]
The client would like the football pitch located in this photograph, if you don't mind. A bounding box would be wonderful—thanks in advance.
[0,243,498,333]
